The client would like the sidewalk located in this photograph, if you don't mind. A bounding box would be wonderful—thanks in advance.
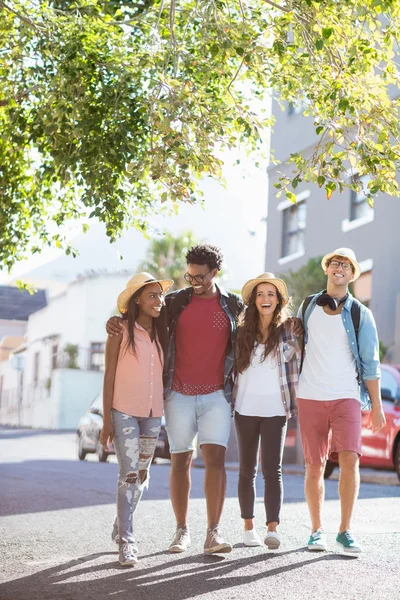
[220,462,399,486]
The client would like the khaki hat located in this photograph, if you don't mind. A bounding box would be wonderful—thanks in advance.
[117,272,174,314]
[241,273,289,306]
[321,248,361,280]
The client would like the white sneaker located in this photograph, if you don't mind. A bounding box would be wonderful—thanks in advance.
[119,542,138,566]
[168,527,191,553]
[204,526,232,554]
[243,529,262,547]
[264,531,281,549]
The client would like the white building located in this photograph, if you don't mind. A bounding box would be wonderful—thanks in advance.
[0,273,129,429]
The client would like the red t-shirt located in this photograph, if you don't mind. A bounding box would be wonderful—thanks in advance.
[172,292,230,395]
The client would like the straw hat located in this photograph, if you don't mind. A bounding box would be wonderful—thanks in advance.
[321,247,361,280]
[117,272,174,314]
[241,273,289,306]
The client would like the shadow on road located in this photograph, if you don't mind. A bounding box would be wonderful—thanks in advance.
[1,455,398,518]
[0,548,354,600]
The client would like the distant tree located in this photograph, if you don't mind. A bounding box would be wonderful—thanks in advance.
[140,231,199,291]
[279,256,326,314]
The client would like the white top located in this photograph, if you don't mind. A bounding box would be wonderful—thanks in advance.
[235,345,286,417]
[297,306,360,401]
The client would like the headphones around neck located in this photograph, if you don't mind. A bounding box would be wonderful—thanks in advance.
[316,291,348,311]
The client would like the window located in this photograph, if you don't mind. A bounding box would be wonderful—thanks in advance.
[380,370,399,402]
[33,352,40,386]
[51,344,58,370]
[90,343,105,371]
[281,201,307,258]
[353,270,372,308]
[350,175,373,222]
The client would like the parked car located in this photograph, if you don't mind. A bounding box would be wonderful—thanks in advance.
[77,392,170,462]
[324,364,400,482]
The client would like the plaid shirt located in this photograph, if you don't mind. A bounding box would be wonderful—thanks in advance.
[233,321,301,420]
[164,285,244,404]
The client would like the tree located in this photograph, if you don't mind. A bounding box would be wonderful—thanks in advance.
[1,1,400,271]
[140,230,199,290]
[279,256,326,313]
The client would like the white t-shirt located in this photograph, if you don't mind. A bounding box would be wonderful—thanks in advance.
[235,345,286,417]
[297,305,360,401]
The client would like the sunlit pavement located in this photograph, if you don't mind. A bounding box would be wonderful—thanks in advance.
[1,428,399,600]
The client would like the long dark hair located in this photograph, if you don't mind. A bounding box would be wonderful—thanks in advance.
[235,284,289,374]
[122,285,168,362]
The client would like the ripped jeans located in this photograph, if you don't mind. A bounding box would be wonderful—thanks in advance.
[111,409,161,544]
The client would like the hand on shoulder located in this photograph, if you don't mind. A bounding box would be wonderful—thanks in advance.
[106,315,123,337]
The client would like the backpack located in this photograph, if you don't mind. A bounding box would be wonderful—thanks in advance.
[300,293,361,372]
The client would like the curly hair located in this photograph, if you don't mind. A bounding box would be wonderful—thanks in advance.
[235,284,289,374]
[185,244,223,271]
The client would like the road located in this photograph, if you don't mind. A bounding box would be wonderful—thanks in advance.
[0,428,399,600]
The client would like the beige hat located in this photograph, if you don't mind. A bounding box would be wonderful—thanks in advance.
[241,273,289,306]
[321,248,361,280]
[117,272,174,314]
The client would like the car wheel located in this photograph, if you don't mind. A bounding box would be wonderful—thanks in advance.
[97,440,109,462]
[78,434,87,461]
[395,441,400,483]
[324,460,336,479]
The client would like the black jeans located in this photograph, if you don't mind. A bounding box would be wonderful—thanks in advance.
[234,411,287,525]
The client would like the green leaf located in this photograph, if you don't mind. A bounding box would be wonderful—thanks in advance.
[315,39,324,51]
[286,191,297,203]
[322,28,333,40]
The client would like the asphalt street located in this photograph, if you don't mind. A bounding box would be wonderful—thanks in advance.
[0,428,399,600]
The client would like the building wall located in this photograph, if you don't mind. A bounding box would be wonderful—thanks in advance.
[0,367,103,429]
[1,273,127,428]
[0,320,26,341]
[266,99,400,360]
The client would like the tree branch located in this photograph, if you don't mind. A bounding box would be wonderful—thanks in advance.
[0,85,40,107]
[0,0,45,31]
[260,0,290,13]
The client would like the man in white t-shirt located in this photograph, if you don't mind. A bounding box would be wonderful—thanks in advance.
[297,248,386,554]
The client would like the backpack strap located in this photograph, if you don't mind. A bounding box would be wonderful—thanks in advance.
[299,294,316,373]
[350,298,361,351]
[301,294,316,322]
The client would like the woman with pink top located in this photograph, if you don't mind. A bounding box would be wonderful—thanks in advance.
[100,272,173,567]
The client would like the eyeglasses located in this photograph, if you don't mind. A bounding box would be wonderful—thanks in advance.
[184,270,212,284]
[329,260,352,271]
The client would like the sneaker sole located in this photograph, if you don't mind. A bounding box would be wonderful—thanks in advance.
[307,544,327,551]
[244,541,263,547]
[204,544,233,554]
[119,559,138,566]
[336,541,362,554]
[168,545,190,553]
[265,538,280,549]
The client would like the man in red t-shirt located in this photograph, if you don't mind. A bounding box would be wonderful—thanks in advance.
[164,245,243,554]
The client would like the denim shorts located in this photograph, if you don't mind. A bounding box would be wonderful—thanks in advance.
[164,389,231,454]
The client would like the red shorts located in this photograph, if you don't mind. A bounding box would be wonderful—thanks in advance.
[297,397,362,464]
